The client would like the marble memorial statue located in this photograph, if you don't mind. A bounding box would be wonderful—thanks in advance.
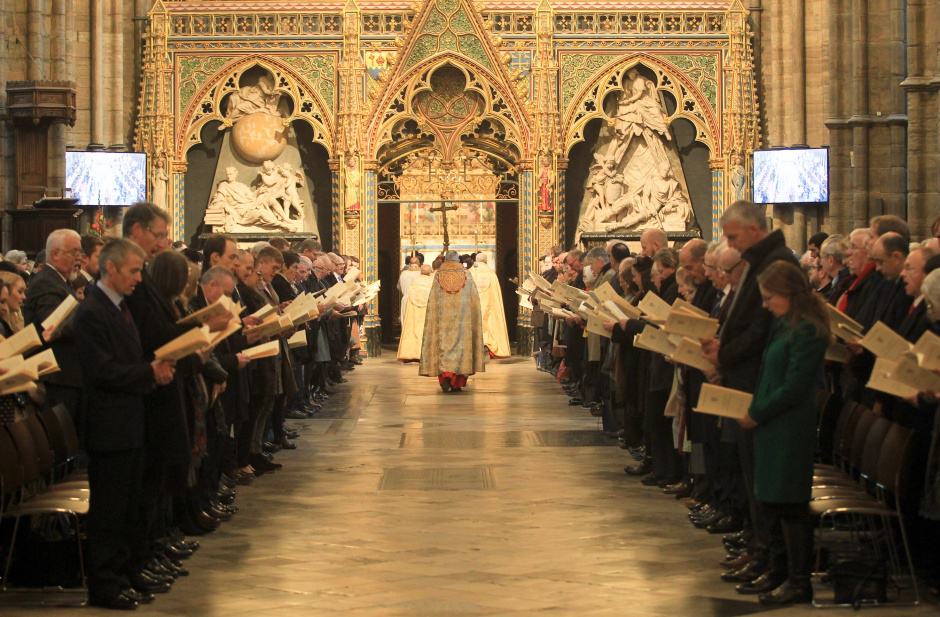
[225,74,283,123]
[204,164,306,233]
[575,67,696,242]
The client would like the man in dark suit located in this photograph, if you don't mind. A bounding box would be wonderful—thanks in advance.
[74,238,175,610]
[704,201,797,592]
[23,228,84,421]
[643,249,681,486]
[122,203,230,587]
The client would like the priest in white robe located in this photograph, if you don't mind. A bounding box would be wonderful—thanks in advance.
[397,265,434,362]
[469,253,511,358]
[397,255,421,323]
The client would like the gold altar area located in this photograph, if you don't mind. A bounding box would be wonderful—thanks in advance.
[135,0,759,351]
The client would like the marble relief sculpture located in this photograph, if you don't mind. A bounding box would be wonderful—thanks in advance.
[204,164,306,233]
[576,68,695,243]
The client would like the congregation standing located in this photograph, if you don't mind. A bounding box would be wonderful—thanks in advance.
[532,203,940,606]
[0,203,366,610]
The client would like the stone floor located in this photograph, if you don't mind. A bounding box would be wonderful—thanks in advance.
[3,355,939,616]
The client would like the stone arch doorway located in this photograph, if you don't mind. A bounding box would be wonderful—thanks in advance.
[373,61,522,346]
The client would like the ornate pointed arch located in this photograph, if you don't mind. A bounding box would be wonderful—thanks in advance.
[175,55,334,158]
[363,0,533,163]
[562,53,720,156]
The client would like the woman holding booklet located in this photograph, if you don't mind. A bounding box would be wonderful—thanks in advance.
[736,261,829,605]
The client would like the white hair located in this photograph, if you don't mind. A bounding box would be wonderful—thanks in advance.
[923,269,940,320]
[45,229,81,257]
[298,255,313,268]
[4,249,27,264]
[250,241,271,257]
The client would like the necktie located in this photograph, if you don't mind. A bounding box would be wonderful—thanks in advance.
[119,300,133,326]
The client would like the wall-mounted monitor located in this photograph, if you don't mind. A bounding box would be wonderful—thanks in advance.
[66,151,147,206]
[752,147,829,205]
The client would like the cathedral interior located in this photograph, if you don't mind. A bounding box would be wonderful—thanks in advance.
[1,1,939,614]
[2,0,936,347]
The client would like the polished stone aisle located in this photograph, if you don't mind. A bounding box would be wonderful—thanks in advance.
[5,356,938,616]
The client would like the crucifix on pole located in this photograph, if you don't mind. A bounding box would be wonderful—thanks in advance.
[430,198,459,252]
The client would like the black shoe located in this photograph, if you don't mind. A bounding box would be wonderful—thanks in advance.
[721,560,767,584]
[279,437,297,450]
[707,515,744,534]
[262,441,282,453]
[155,554,188,577]
[285,409,309,420]
[88,590,139,610]
[284,429,300,439]
[662,481,690,495]
[124,587,154,605]
[758,579,812,605]
[640,473,663,486]
[165,543,193,560]
[737,570,786,595]
[568,397,582,406]
[130,571,172,594]
[624,461,651,476]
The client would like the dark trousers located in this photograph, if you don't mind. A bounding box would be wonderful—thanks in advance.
[645,388,681,482]
[87,448,143,598]
[736,426,764,552]
[758,501,813,583]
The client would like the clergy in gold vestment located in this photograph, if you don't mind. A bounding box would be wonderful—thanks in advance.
[419,251,485,392]
[397,265,434,362]
[469,254,511,358]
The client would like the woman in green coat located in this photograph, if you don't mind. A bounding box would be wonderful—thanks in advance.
[738,261,830,605]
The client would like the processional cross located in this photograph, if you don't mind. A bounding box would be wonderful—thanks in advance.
[430,199,459,251]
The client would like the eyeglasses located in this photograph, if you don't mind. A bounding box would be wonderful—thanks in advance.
[721,261,743,274]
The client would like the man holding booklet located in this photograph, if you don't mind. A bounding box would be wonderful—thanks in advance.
[74,238,176,610]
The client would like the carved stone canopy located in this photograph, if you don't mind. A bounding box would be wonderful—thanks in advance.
[4,81,76,127]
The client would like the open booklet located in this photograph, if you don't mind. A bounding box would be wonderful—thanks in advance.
[177,295,240,327]
[825,303,864,342]
[859,321,911,360]
[284,293,320,325]
[0,354,40,395]
[911,330,940,372]
[287,329,308,349]
[694,383,753,420]
[0,324,43,360]
[41,295,79,333]
[154,326,212,361]
[663,308,718,340]
[633,326,678,356]
[637,292,671,323]
[23,348,60,377]
[242,340,280,360]
[669,337,714,372]
[866,357,919,400]
[593,282,642,319]
[244,313,293,339]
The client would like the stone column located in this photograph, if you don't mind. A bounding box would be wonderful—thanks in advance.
[785,0,807,249]
[111,0,125,148]
[90,0,106,148]
[850,0,869,229]
[48,0,68,189]
[27,0,45,81]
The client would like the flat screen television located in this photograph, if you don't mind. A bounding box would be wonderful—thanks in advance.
[65,151,147,206]
[752,147,829,204]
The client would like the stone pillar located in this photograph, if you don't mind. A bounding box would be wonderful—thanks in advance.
[850,0,869,230]
[48,0,68,189]
[362,167,381,357]
[90,0,106,148]
[27,0,45,81]
[111,0,125,148]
